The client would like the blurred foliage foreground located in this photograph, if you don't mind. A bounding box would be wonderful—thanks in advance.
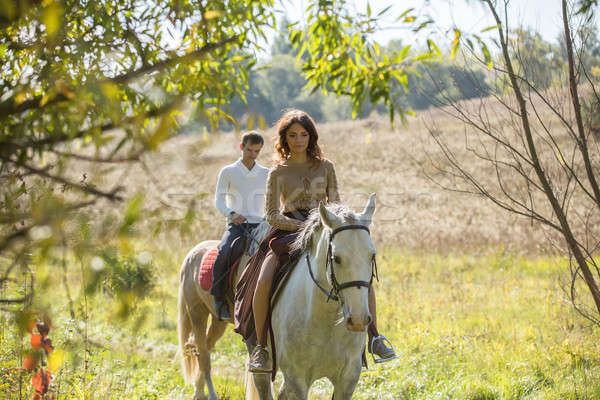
[0,0,271,396]
[1,247,600,399]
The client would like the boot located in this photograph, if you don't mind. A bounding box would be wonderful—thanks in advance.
[248,344,272,373]
[370,335,396,363]
[213,297,231,321]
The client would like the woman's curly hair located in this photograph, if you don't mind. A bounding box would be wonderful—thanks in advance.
[274,109,324,163]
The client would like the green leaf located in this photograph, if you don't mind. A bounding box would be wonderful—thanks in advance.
[398,44,411,61]
[397,8,415,20]
[373,42,380,57]
[475,36,493,71]
[481,24,500,33]
[414,19,433,32]
[427,39,442,58]
[147,114,173,150]
[120,194,144,236]
[377,5,392,17]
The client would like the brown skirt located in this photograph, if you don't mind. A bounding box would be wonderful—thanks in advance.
[233,211,310,343]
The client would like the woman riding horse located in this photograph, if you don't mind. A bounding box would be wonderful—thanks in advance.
[247,109,396,372]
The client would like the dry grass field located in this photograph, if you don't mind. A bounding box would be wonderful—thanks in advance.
[117,97,567,256]
[3,95,600,399]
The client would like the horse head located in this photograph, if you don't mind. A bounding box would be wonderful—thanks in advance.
[318,193,377,332]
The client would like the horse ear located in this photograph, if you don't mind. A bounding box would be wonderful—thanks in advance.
[358,193,376,226]
[319,202,342,229]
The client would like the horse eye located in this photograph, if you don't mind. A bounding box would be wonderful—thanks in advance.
[334,255,341,264]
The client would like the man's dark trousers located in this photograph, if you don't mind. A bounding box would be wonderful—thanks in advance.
[210,222,258,298]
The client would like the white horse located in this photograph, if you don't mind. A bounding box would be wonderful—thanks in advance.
[177,221,273,400]
[178,194,377,400]
[255,194,377,400]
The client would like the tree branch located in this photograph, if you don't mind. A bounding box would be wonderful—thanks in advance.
[2,156,124,201]
[0,36,237,120]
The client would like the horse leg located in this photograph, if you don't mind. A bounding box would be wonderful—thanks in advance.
[245,343,273,400]
[330,363,362,400]
[278,374,309,400]
[206,316,228,352]
[188,303,215,400]
[195,314,228,400]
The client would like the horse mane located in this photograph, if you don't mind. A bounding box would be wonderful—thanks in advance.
[291,203,359,252]
[247,220,272,255]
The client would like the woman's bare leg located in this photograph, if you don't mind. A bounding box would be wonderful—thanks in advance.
[368,286,379,338]
[253,253,278,347]
[367,286,396,361]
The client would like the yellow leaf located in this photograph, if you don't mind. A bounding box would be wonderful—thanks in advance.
[451,30,461,59]
[204,10,225,19]
[101,82,120,100]
[247,113,255,130]
[15,92,27,104]
[40,93,51,106]
[48,349,65,372]
[42,1,64,38]
[119,237,132,253]
[258,114,266,130]
[148,114,173,150]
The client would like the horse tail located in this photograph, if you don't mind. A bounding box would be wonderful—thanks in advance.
[178,257,199,385]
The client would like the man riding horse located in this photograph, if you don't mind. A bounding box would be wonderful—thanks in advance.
[211,131,269,321]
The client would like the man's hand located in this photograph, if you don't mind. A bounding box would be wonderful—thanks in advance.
[230,212,246,225]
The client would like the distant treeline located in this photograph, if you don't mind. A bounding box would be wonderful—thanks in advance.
[189,20,600,129]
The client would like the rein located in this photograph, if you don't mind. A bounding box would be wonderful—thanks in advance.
[306,224,378,302]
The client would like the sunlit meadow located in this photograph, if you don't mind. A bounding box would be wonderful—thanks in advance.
[2,102,600,399]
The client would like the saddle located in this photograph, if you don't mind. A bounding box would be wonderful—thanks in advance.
[233,232,304,381]
[198,235,247,295]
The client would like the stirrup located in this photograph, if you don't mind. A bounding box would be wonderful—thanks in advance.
[370,335,397,364]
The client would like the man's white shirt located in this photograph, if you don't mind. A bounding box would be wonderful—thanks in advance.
[214,159,269,224]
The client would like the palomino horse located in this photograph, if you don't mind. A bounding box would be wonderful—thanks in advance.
[177,221,272,400]
[255,194,378,400]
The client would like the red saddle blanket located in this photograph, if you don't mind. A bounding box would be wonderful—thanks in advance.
[198,248,219,290]
[198,248,240,291]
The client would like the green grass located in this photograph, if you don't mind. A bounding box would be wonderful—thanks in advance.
[2,247,600,399]
[355,249,600,400]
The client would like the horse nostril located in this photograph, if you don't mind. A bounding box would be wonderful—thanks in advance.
[366,315,372,325]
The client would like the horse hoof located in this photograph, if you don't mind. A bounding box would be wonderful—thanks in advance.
[193,392,208,400]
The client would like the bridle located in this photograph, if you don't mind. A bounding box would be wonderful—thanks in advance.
[306,224,378,302]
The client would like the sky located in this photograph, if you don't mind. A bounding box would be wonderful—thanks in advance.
[272,0,593,48]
